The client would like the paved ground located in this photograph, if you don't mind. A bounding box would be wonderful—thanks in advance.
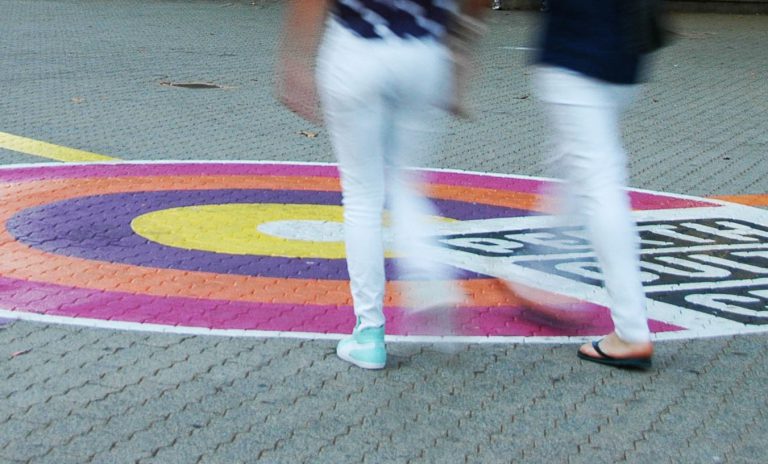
[1,1,767,463]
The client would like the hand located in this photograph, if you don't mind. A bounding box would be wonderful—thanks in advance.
[276,58,321,124]
[445,13,486,119]
[448,49,472,119]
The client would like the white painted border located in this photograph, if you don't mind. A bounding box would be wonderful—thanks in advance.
[2,309,766,344]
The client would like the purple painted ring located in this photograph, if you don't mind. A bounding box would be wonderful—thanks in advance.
[8,189,528,280]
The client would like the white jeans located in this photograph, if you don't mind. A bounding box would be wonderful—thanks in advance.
[535,66,651,343]
[317,22,455,331]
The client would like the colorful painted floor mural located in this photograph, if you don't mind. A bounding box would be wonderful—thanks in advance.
[1,161,765,342]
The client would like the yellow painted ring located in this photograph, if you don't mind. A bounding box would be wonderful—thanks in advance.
[132,203,347,259]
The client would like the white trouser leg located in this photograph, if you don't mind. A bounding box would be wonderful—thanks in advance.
[317,23,453,330]
[384,40,453,284]
[535,67,651,343]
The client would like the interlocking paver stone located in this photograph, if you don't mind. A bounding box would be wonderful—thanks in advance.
[1,1,767,463]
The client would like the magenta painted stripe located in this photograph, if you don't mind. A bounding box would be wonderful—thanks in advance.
[387,304,681,337]
[425,170,544,193]
[628,191,717,210]
[0,276,353,332]
[0,163,340,183]
[0,276,682,336]
[426,171,717,209]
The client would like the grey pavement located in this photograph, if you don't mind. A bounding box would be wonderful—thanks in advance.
[1,1,768,463]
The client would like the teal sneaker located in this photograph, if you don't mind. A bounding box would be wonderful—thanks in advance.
[336,325,386,370]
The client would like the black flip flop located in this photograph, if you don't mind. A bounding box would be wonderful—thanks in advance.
[577,340,652,370]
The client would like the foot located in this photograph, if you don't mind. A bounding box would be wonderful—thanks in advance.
[578,332,653,369]
[400,280,463,349]
[400,280,464,313]
[336,326,386,370]
[500,281,595,326]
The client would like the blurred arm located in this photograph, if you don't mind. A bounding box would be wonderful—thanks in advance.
[447,0,488,118]
[461,0,489,19]
[276,0,331,123]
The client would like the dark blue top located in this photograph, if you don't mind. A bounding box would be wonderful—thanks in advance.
[332,0,453,40]
[537,0,645,84]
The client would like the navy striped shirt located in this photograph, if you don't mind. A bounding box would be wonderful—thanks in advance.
[332,0,455,40]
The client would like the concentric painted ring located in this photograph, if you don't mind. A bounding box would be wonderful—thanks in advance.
[1,161,763,342]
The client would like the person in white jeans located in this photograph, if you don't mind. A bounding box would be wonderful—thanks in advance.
[318,22,459,332]
[278,0,485,369]
[536,67,652,363]
[532,0,664,368]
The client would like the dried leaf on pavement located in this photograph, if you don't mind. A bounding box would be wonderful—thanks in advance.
[299,130,319,139]
[10,349,31,358]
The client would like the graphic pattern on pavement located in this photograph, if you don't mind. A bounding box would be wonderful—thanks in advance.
[0,161,766,341]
